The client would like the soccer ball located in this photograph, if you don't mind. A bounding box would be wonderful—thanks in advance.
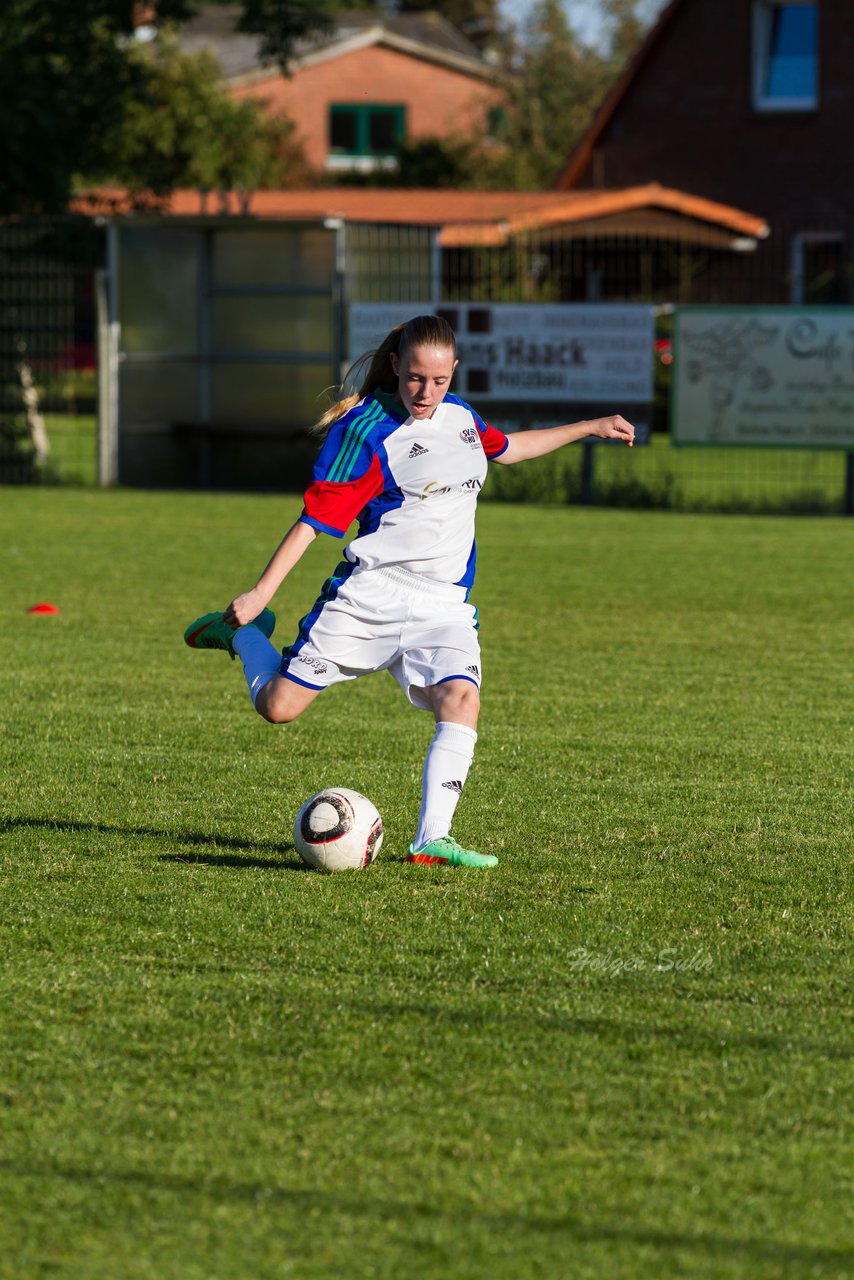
[294,788,383,872]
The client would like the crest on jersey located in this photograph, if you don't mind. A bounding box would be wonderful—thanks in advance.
[460,427,479,446]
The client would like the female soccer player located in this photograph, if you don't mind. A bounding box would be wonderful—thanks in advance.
[184,315,634,868]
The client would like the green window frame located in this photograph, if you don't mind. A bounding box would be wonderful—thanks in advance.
[329,104,406,157]
[486,105,507,139]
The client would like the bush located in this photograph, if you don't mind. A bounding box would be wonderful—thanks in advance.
[482,444,680,509]
[0,415,42,483]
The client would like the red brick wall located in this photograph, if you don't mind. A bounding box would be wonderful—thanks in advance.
[231,44,500,170]
[573,0,854,226]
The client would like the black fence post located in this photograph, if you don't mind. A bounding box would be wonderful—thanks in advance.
[580,440,596,505]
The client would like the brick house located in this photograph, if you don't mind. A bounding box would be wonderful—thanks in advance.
[180,6,503,175]
[554,0,854,303]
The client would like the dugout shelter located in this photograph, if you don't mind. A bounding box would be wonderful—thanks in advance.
[98,214,343,489]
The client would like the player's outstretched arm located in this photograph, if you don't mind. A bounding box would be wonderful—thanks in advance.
[224,519,320,627]
[495,414,634,464]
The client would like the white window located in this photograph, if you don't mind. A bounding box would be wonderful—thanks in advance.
[753,0,818,111]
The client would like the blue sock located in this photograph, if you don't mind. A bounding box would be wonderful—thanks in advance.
[232,626,282,708]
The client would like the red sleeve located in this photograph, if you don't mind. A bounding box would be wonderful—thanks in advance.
[300,453,385,537]
[478,418,509,459]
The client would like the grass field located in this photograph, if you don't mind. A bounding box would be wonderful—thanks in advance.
[42,415,98,487]
[2,489,852,1280]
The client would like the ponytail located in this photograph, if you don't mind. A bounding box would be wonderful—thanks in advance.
[313,314,457,437]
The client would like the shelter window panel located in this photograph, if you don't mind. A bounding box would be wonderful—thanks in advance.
[213,228,334,289]
[752,0,818,111]
[120,363,198,425]
[212,296,332,354]
[119,228,199,353]
[212,363,326,425]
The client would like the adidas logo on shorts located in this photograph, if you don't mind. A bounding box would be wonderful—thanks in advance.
[409,442,429,458]
[465,664,480,677]
[442,779,464,794]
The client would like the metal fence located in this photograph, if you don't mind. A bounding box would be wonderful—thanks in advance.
[0,218,103,485]
[1,212,851,513]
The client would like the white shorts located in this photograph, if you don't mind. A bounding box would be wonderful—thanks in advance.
[280,562,482,711]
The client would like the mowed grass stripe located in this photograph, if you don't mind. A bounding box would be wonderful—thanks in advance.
[0,488,851,1280]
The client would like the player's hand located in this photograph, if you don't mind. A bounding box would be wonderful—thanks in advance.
[593,415,635,446]
[224,590,266,628]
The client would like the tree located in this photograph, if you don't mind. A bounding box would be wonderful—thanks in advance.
[0,0,183,214]
[600,0,648,72]
[425,0,650,190]
[228,0,362,70]
[441,0,610,189]
[0,0,358,215]
[98,31,309,196]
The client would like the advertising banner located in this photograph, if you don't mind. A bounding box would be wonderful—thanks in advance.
[349,302,654,405]
[673,307,854,448]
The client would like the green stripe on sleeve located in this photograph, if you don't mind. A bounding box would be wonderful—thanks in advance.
[327,399,384,484]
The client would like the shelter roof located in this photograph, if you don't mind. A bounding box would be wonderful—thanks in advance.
[76,184,769,246]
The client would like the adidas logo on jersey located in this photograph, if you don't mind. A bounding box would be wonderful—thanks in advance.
[442,779,464,794]
[465,664,480,677]
[408,442,429,458]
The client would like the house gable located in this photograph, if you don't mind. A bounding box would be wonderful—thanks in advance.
[252,21,495,84]
[555,0,854,226]
[178,5,500,173]
[230,39,501,172]
[178,5,494,85]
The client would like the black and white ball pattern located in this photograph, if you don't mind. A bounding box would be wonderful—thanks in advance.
[294,788,383,872]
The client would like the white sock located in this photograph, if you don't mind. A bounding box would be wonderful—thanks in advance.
[413,721,477,850]
[232,626,282,708]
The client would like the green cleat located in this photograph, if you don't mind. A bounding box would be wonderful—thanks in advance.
[406,835,498,869]
[183,608,276,659]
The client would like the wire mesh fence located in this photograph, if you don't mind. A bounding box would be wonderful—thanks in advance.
[482,435,850,515]
[1,211,851,513]
[343,214,854,515]
[0,218,103,486]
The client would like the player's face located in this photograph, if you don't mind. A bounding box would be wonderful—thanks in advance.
[390,343,458,420]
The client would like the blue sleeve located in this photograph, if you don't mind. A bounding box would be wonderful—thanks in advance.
[314,401,379,485]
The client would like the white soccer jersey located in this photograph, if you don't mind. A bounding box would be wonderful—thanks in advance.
[300,391,508,594]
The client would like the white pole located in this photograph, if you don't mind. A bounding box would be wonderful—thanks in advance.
[96,224,120,486]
